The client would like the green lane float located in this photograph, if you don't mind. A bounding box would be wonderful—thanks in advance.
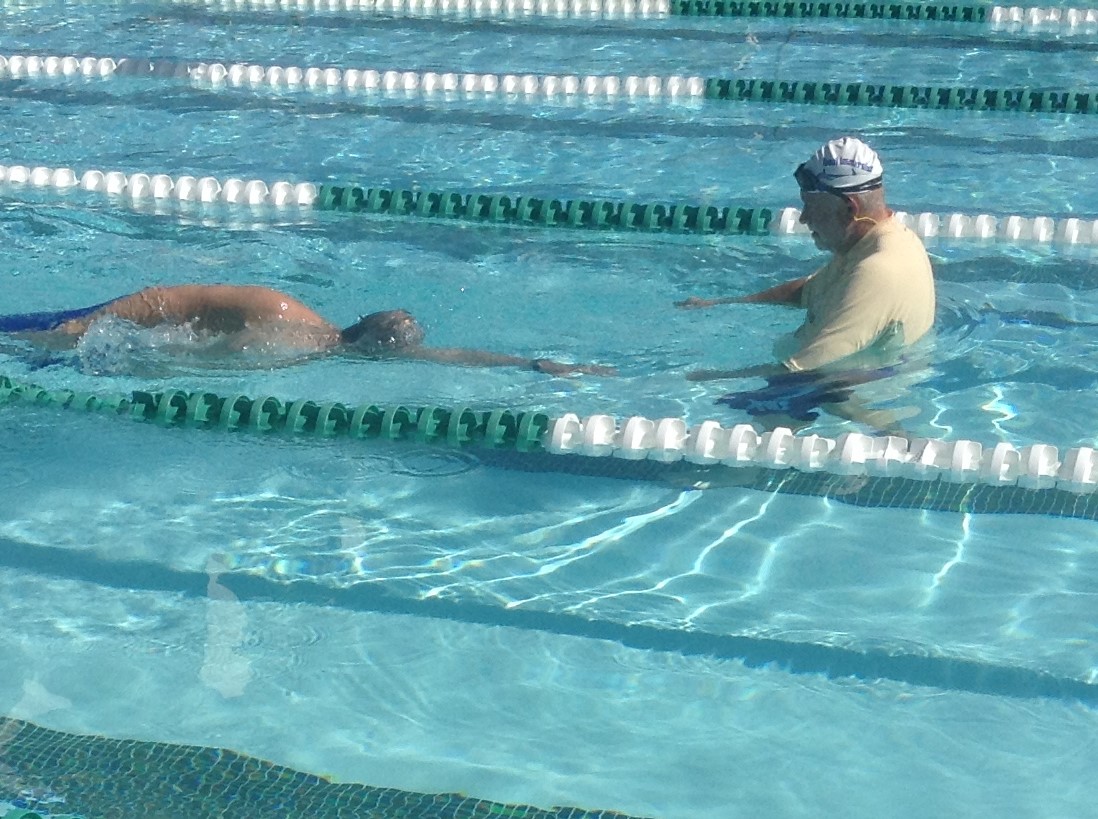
[314,185,773,233]
[0,376,548,452]
[670,1,987,19]
[700,78,1098,113]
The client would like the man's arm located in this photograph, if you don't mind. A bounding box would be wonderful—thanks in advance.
[685,362,790,382]
[675,276,810,309]
[680,275,812,379]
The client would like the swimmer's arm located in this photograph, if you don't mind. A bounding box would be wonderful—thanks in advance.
[54,315,102,336]
[400,346,617,376]
[675,277,809,309]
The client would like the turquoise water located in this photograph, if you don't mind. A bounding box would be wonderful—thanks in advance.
[3,2,1098,817]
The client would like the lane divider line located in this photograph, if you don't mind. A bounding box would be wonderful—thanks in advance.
[3,162,1097,244]
[2,376,1096,494]
[2,54,1097,116]
[166,0,1098,31]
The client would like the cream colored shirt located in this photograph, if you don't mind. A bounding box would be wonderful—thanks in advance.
[783,216,935,372]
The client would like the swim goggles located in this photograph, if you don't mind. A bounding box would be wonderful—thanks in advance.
[794,162,883,195]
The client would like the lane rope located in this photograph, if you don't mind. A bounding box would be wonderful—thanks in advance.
[2,375,1096,493]
[2,54,1097,116]
[165,0,1098,30]
[545,412,1098,493]
[3,162,1097,244]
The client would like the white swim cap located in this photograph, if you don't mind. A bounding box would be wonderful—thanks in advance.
[796,136,883,193]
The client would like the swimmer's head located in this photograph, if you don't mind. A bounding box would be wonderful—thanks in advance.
[339,309,425,352]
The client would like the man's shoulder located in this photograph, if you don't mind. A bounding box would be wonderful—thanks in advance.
[873,216,930,251]
[854,218,932,273]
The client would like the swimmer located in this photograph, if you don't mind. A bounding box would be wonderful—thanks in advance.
[677,136,936,380]
[0,284,615,376]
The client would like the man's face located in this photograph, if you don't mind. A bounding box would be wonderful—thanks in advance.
[798,190,852,253]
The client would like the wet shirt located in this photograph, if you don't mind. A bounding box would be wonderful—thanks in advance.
[783,216,935,372]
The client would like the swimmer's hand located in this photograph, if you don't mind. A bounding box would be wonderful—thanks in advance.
[532,359,617,377]
[674,295,744,309]
[675,296,720,309]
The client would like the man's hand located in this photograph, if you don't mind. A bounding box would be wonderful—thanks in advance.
[686,368,739,381]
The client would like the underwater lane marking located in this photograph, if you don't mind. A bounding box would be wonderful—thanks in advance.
[2,533,1097,706]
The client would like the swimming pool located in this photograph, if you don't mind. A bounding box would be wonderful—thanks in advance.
[2,1,1098,817]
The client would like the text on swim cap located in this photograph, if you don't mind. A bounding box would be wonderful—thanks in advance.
[820,156,877,174]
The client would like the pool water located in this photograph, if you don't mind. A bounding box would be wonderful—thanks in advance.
[3,2,1098,818]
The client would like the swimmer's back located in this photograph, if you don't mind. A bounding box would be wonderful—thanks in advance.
[48,285,336,338]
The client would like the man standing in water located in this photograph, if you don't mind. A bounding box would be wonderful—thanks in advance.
[677,136,936,425]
